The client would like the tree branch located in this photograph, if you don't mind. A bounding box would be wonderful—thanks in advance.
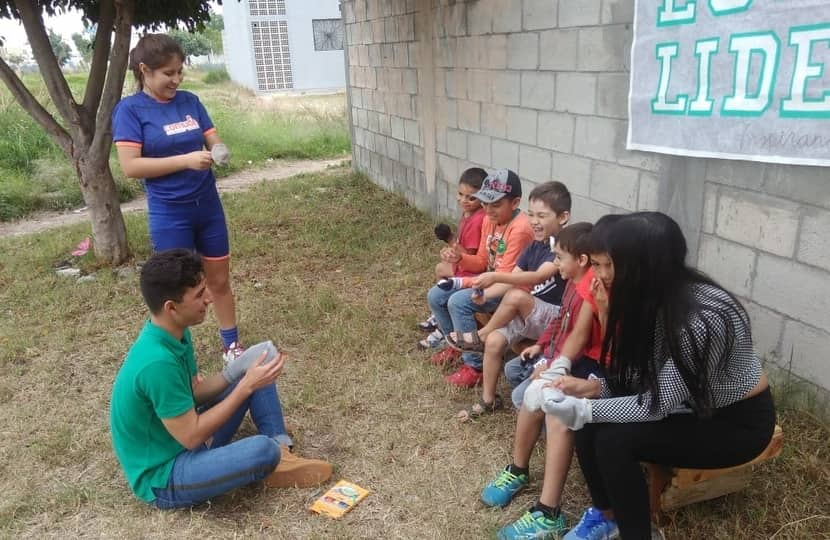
[13,0,79,125]
[0,54,72,155]
[91,0,135,161]
[82,0,116,115]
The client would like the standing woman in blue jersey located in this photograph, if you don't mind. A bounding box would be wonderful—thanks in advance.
[113,34,243,361]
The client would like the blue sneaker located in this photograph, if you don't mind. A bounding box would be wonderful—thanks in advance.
[497,510,567,540]
[563,507,619,540]
[481,467,529,507]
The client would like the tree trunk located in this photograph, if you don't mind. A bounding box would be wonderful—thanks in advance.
[76,157,130,265]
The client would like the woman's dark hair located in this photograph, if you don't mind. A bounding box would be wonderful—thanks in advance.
[129,34,185,91]
[556,221,593,258]
[595,211,749,417]
[459,167,487,190]
[140,249,204,314]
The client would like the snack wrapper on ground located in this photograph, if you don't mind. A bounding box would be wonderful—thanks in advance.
[310,480,370,518]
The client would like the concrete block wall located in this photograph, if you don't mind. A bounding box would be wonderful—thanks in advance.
[341,0,830,399]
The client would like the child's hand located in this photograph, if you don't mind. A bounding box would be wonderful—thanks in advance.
[520,344,542,362]
[590,277,609,315]
[550,375,601,398]
[530,364,547,380]
[472,272,498,289]
[440,246,460,264]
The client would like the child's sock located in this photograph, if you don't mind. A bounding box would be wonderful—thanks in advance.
[507,463,529,478]
[436,277,473,291]
[220,327,240,349]
[531,501,561,520]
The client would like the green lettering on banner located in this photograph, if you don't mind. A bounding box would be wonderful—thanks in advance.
[722,31,780,117]
[689,38,720,116]
[657,0,696,27]
[708,0,753,16]
[652,43,689,114]
[781,23,830,118]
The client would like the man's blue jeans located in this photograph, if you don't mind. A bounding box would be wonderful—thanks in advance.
[426,286,500,370]
[152,383,292,509]
[504,356,536,409]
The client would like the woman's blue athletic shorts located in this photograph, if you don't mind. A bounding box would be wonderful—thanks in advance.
[147,185,230,259]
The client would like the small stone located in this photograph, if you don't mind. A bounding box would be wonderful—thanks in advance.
[116,266,136,279]
[254,282,264,289]
[56,268,81,278]
[77,275,97,284]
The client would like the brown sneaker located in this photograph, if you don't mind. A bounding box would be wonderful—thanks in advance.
[265,446,333,488]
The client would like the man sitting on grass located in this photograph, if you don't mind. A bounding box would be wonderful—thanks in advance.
[110,248,332,509]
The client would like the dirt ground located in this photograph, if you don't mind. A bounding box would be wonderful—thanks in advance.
[0,157,349,238]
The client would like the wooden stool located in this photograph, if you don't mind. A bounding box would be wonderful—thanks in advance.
[645,425,784,524]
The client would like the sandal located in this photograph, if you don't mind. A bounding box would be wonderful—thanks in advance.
[446,330,484,352]
[457,395,504,422]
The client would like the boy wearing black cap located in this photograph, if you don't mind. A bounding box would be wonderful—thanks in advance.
[427,169,534,387]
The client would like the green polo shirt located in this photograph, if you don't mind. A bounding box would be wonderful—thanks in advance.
[110,321,198,502]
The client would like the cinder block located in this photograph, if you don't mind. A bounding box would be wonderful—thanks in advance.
[601,0,635,23]
[468,133,493,167]
[540,29,578,71]
[387,137,401,161]
[378,113,392,136]
[574,115,626,163]
[482,103,508,139]
[696,235,756,297]
[436,125,448,153]
[467,69,490,102]
[372,19,385,44]
[508,33,539,70]
[559,0,601,26]
[367,110,379,132]
[507,107,538,146]
[492,0,524,33]
[399,14,415,41]
[797,209,830,272]
[555,73,597,114]
[538,111,575,153]
[519,144,553,183]
[715,188,800,257]
[521,71,556,110]
[404,118,421,146]
[764,164,830,211]
[523,0,558,30]
[754,253,830,330]
[705,158,765,190]
[577,26,630,71]
[485,35,509,69]
[638,172,659,210]
[467,0,494,34]
[552,152,590,196]
[590,161,640,211]
[358,45,370,66]
[445,98,459,129]
[438,153,461,187]
[441,3,467,37]
[491,71,522,106]
[394,43,410,67]
[744,301,785,362]
[403,69,418,94]
[458,100,481,132]
[400,142,414,167]
[447,128,468,159]
[781,320,830,390]
[492,139,520,171]
[385,17,399,42]
[408,42,420,67]
[445,70,466,99]
[572,194,613,223]
[368,44,381,66]
[616,148,664,172]
[702,183,718,234]
[597,72,629,119]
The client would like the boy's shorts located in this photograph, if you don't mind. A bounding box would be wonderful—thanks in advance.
[494,297,559,345]
[147,186,230,259]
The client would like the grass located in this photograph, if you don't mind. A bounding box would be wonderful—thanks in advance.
[0,169,827,539]
[0,69,350,221]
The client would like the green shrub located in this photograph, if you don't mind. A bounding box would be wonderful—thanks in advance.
[203,67,230,84]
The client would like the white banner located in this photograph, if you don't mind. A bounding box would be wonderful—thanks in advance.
[628,0,830,166]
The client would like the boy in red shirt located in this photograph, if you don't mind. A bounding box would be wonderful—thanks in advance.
[480,222,608,539]
[426,169,534,387]
[417,168,487,349]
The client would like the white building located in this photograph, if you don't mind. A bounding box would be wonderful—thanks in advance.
[223,0,346,93]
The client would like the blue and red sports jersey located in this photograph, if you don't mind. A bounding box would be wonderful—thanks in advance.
[112,90,217,201]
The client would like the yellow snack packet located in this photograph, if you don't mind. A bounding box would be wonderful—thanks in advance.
[309,480,370,518]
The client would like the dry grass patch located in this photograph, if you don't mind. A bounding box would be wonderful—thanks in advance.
[0,168,827,539]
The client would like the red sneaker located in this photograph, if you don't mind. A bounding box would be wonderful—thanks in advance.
[445,364,483,388]
[430,347,461,366]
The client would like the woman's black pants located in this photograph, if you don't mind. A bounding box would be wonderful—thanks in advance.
[573,388,776,539]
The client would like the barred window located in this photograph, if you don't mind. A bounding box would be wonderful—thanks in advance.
[251,20,293,91]
[312,18,344,51]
